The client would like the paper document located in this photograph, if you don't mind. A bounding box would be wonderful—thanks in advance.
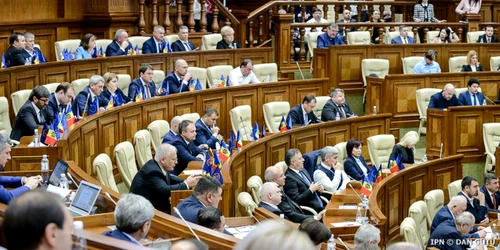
[183,170,203,175]
[331,222,362,227]
[46,184,71,199]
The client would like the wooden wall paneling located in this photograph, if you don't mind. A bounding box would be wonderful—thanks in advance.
[10,147,60,171]
[335,48,367,92]
[480,46,500,71]
[473,76,499,100]
[290,129,319,154]
[40,64,70,84]
[233,51,270,66]
[451,111,484,159]
[168,54,200,71]
[98,113,120,163]
[197,92,228,138]
[10,68,40,92]
[31,28,57,62]
[405,168,428,208]
[427,75,465,89]
[390,79,421,123]
[0,32,11,57]
[366,77,383,115]
[134,57,167,73]
[385,179,403,241]
[200,53,234,68]
[143,101,169,127]
[486,108,500,122]
[403,45,437,58]
[426,109,448,160]
[230,154,246,216]
[245,143,266,181]
[319,124,350,147]
[290,82,323,105]
[102,59,135,76]
[429,163,460,204]
[68,127,82,167]
[81,120,99,174]
[0,74,10,99]
[70,61,102,80]
[68,27,83,39]
[313,49,329,82]
[266,136,290,166]
[370,47,404,74]
[119,106,144,143]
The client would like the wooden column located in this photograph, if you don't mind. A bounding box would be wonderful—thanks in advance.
[152,0,159,28]
[272,14,294,69]
[139,0,146,35]
[187,0,196,32]
[164,0,172,34]
[465,14,481,32]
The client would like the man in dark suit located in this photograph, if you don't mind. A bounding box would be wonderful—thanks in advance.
[480,173,500,211]
[476,26,499,43]
[72,75,108,117]
[142,25,167,54]
[429,84,463,110]
[128,64,156,101]
[5,33,27,67]
[172,26,196,52]
[105,29,134,57]
[458,78,486,106]
[194,108,223,149]
[286,94,321,127]
[427,212,475,250]
[102,194,155,245]
[321,88,356,121]
[11,86,53,141]
[391,25,416,44]
[22,32,47,64]
[196,207,226,233]
[162,116,183,144]
[458,176,489,224]
[46,83,74,119]
[170,120,206,175]
[161,59,192,94]
[283,149,325,213]
[258,182,284,217]
[174,176,222,223]
[337,9,357,38]
[130,143,200,214]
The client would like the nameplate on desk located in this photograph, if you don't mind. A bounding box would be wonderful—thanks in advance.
[46,184,71,199]
[331,222,361,227]
[227,225,256,239]
[183,170,203,175]
[28,142,48,147]
[339,205,358,209]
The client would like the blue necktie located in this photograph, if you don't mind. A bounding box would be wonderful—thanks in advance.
[473,94,477,106]
[299,171,323,207]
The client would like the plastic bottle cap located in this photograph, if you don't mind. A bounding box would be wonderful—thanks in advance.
[61,173,66,178]
[73,221,84,230]
[43,154,47,158]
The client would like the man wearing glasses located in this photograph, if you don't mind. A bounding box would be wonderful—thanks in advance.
[11,86,53,141]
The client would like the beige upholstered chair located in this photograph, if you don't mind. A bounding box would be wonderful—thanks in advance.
[448,56,467,73]
[483,123,500,172]
[490,56,500,71]
[10,89,32,116]
[455,87,482,98]
[346,31,371,45]
[400,217,423,249]
[447,180,462,200]
[367,134,395,169]
[467,31,485,43]
[237,192,258,215]
[313,96,329,118]
[114,141,138,189]
[134,130,153,168]
[128,36,149,53]
[252,63,278,82]
[402,56,424,74]
[165,35,179,46]
[426,30,439,44]
[43,83,60,93]
[116,74,131,96]
[416,88,441,135]
[95,39,113,52]
[147,120,170,153]
[247,175,263,203]
[408,200,429,248]
[263,102,291,133]
[152,70,165,88]
[0,97,12,136]
[229,105,253,141]
[207,65,233,88]
[181,113,201,123]
[201,34,222,50]
[188,67,208,89]
[361,59,389,88]
[385,31,416,44]
[71,79,90,96]
[334,142,347,166]
[424,189,444,226]
[274,161,288,174]
[54,39,81,61]
[92,153,120,193]
[306,32,323,57]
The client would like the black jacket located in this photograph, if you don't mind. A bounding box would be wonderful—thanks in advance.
[11,101,53,141]
[216,40,242,49]
[321,99,355,121]
[283,168,323,213]
[461,64,484,72]
[5,46,26,67]
[286,104,320,127]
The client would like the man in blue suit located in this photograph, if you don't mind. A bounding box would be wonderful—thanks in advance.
[258,182,285,217]
[46,83,74,119]
[391,25,416,44]
[428,84,463,110]
[286,94,321,127]
[22,32,47,64]
[128,64,156,101]
[194,108,222,149]
[317,23,345,48]
[162,116,183,144]
[72,75,108,117]
[105,29,134,57]
[161,59,192,94]
[102,194,155,245]
[0,133,42,204]
[430,195,484,237]
[172,26,196,52]
[142,25,167,54]
[170,120,206,175]
[428,212,475,250]
[174,176,223,223]
[458,78,486,106]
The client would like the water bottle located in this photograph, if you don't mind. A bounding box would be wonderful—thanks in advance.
[215,142,221,154]
[362,38,367,44]
[362,195,369,210]
[212,79,218,88]
[73,221,88,250]
[335,113,340,121]
[34,129,40,147]
[372,106,377,115]
[59,173,69,189]
[41,155,49,184]
[493,223,498,239]
[421,154,428,163]
[265,75,271,83]
[483,99,487,106]
[279,214,285,224]
[356,206,363,223]
[327,234,336,250]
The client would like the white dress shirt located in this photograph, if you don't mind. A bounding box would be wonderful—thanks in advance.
[313,162,349,192]
[228,67,261,86]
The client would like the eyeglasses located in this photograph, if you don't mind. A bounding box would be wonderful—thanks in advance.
[39,98,49,103]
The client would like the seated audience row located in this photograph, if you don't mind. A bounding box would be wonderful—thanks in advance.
[428,78,485,109]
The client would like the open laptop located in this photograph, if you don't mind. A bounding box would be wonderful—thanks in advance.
[39,159,69,189]
[68,180,102,217]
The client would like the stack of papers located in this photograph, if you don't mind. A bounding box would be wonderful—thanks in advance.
[183,170,203,175]
[227,225,256,239]
[331,222,362,227]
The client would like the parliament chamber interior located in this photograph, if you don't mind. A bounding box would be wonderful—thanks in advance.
[1,0,500,249]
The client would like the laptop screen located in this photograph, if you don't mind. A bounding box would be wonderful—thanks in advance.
[70,181,101,214]
[48,159,69,186]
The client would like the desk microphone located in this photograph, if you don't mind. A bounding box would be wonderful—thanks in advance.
[337,237,351,250]
[239,117,250,141]
[174,207,201,241]
[66,172,79,188]
[81,93,91,120]
[103,191,118,206]
[345,174,361,183]
[247,209,261,224]
[484,95,497,105]
[439,143,443,159]
[295,61,306,80]
[349,183,363,203]
[233,42,237,49]
[305,119,312,126]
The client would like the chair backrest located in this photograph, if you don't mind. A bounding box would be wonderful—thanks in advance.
[247,175,263,203]
[188,67,208,89]
[303,150,322,178]
[263,102,291,133]
[454,87,482,98]
[152,70,165,88]
[424,189,444,226]
[483,123,500,158]
[114,141,138,189]
[116,74,132,96]
[202,34,222,50]
[165,35,180,46]
[426,30,440,44]
[274,161,288,174]
[314,96,330,118]
[147,120,171,152]
[128,36,149,53]
[402,56,424,74]
[448,56,467,73]
[385,31,415,44]
[237,192,258,215]
[367,134,395,169]
[467,31,485,43]
[206,65,233,88]
[0,97,12,136]
[71,79,90,96]
[134,129,153,168]
[43,83,60,93]
[361,59,389,87]
[10,89,32,116]
[400,217,424,249]
[447,179,462,200]
[252,63,278,82]
[181,113,201,123]
[334,142,347,166]
[346,31,371,45]
[230,105,253,141]
[92,153,120,193]
[490,56,500,71]
[95,39,113,52]
[54,39,81,61]
[408,200,429,248]
[307,31,324,57]
[416,88,441,120]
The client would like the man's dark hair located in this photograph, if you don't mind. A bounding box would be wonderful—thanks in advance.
[55,82,72,94]
[240,59,253,67]
[302,94,316,104]
[139,63,154,75]
[285,148,301,166]
[467,78,480,87]
[29,86,50,102]
[484,173,498,185]
[204,108,219,116]
[193,176,221,197]
[425,50,436,61]
[298,218,331,245]
[196,206,223,230]
[3,191,67,250]
[346,139,362,157]
[9,33,23,45]
[461,176,477,190]
[179,120,194,133]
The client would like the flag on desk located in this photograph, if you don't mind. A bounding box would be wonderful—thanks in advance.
[212,153,224,184]
[88,96,99,116]
[41,122,58,146]
[135,91,143,102]
[63,49,74,61]
[376,164,383,183]
[396,154,405,171]
[195,78,203,90]
[389,158,399,173]
[215,75,226,88]
[219,141,231,162]
[55,113,65,134]
[236,131,243,150]
[361,175,373,196]
[278,116,288,132]
[202,153,213,176]
[251,122,260,141]
[92,47,98,58]
[98,47,105,58]
[287,115,292,130]
[134,44,140,55]
[226,75,230,87]
[228,131,235,153]
[1,54,6,68]
[32,51,40,64]
[66,104,76,128]
[261,122,265,138]
[163,42,172,53]
[114,93,124,107]
[368,164,379,183]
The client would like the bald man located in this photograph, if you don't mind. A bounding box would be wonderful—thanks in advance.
[161,59,192,94]
[258,182,284,217]
[428,83,463,110]
[162,116,183,144]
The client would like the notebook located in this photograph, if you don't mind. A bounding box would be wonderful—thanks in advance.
[68,180,102,217]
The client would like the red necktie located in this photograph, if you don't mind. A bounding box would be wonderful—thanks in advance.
[493,193,497,210]
[339,107,346,118]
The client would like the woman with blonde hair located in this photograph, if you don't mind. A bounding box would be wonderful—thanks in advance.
[461,50,484,72]
[216,26,242,49]
[101,72,130,107]
[389,131,419,164]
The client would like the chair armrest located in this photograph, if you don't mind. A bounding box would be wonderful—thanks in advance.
[322,190,334,196]
[10,139,20,146]
[320,195,329,204]
[300,206,318,216]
